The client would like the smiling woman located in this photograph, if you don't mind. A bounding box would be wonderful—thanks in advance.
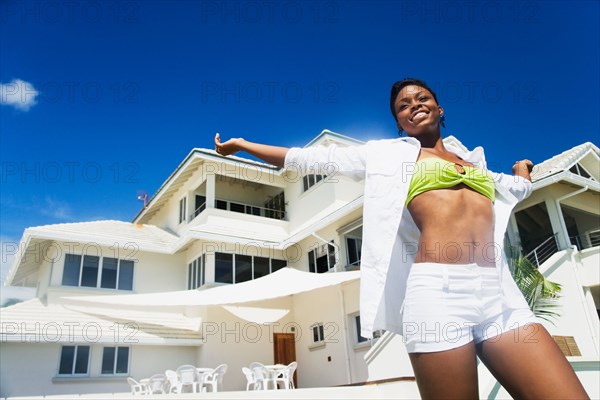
[212,78,589,399]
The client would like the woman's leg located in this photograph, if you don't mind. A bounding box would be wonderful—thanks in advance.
[476,323,589,399]
[409,341,479,399]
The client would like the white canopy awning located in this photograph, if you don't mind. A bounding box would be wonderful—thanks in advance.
[64,268,360,307]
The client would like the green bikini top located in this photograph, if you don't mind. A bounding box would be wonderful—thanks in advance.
[406,157,495,206]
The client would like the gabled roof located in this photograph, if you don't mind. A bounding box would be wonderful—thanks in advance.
[0,298,203,344]
[6,221,179,286]
[532,142,599,182]
[133,148,281,224]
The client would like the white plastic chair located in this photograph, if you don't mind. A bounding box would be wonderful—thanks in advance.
[148,373,167,394]
[127,377,149,395]
[203,363,227,392]
[242,367,258,390]
[274,361,297,389]
[249,362,274,390]
[165,369,179,393]
[176,365,200,393]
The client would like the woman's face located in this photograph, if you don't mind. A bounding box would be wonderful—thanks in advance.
[393,85,444,136]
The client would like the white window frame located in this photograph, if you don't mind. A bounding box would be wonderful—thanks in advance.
[351,313,384,348]
[179,196,187,224]
[310,322,325,344]
[308,241,336,273]
[62,253,134,291]
[57,345,90,376]
[214,252,287,284]
[187,254,205,290]
[101,346,130,375]
[302,173,327,193]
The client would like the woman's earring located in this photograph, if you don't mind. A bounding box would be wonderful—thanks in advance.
[440,115,446,128]
[397,128,403,137]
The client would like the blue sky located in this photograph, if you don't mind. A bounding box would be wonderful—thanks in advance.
[1,0,599,297]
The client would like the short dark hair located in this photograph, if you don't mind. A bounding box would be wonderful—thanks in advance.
[390,78,439,121]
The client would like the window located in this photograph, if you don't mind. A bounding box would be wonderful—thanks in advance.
[302,174,326,192]
[194,195,206,218]
[353,314,384,344]
[62,254,134,290]
[569,163,594,180]
[346,237,362,268]
[101,347,129,375]
[311,323,325,343]
[179,196,187,224]
[264,192,285,220]
[58,345,90,375]
[214,252,287,284]
[187,255,206,290]
[308,242,336,273]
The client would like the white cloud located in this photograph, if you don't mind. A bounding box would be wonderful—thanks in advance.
[0,79,39,111]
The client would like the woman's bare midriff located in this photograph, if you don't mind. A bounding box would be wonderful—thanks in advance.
[407,184,496,268]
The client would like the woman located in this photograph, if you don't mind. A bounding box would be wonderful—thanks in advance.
[214,78,588,399]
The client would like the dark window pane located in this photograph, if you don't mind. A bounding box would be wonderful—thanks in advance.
[118,260,134,291]
[81,256,99,287]
[215,253,233,284]
[254,257,270,279]
[62,254,81,286]
[347,238,358,265]
[187,263,192,290]
[116,347,129,374]
[101,257,118,289]
[319,324,325,341]
[315,174,323,183]
[216,200,227,210]
[236,255,252,283]
[59,346,75,374]
[327,244,336,270]
[308,251,315,273]
[316,255,329,273]
[192,259,197,289]
[308,174,315,187]
[74,346,89,374]
[230,202,245,213]
[201,254,205,286]
[312,326,319,342]
[101,347,115,374]
[271,259,286,273]
[302,176,309,192]
[355,316,367,343]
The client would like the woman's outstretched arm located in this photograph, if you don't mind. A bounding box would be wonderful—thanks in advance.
[512,159,534,182]
[214,133,289,167]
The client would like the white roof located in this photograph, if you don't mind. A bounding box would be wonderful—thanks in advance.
[26,220,179,249]
[6,220,180,286]
[0,298,202,344]
[531,142,599,182]
[65,267,360,307]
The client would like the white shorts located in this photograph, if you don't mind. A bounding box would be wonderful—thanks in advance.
[402,262,537,353]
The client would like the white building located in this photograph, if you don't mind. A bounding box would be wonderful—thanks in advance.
[1,131,598,399]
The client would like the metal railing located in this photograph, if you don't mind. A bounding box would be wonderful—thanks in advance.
[570,228,600,251]
[189,199,286,222]
[524,233,559,268]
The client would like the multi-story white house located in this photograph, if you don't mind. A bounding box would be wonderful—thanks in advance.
[1,131,598,399]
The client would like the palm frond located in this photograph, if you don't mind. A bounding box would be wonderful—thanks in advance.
[508,254,562,324]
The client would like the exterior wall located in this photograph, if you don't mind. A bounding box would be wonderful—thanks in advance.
[0,342,197,397]
[43,241,186,301]
[540,249,600,358]
[292,286,351,388]
[196,297,297,391]
[284,174,363,233]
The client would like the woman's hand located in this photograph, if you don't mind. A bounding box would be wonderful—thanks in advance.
[213,133,289,166]
[512,159,534,181]
[215,133,244,156]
